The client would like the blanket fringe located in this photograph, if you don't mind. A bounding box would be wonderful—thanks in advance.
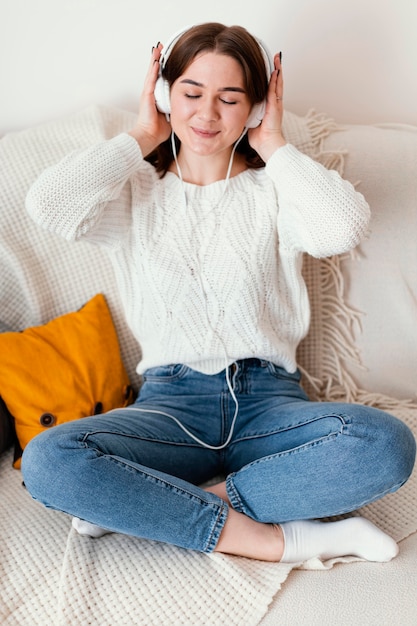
[304,109,347,175]
[300,250,417,409]
[322,387,417,411]
[299,253,365,404]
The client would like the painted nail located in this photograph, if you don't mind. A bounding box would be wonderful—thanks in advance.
[279,51,282,63]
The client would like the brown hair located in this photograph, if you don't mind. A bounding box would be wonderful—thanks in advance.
[145,23,270,175]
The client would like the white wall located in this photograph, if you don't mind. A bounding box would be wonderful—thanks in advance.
[1,0,416,135]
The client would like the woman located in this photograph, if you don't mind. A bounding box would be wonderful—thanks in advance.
[22,22,415,563]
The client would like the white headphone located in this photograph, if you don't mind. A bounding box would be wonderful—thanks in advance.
[154,25,274,129]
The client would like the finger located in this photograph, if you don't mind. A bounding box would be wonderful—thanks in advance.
[275,51,282,70]
[265,71,282,109]
[266,67,278,99]
[151,42,163,63]
[274,52,283,102]
[143,42,162,95]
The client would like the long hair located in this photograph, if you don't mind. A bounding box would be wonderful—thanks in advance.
[145,23,269,176]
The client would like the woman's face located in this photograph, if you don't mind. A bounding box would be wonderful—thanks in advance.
[169,52,252,158]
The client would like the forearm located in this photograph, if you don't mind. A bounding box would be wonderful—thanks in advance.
[127,127,163,158]
[266,143,370,256]
[26,133,142,241]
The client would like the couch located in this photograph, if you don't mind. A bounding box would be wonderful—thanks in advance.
[0,105,416,625]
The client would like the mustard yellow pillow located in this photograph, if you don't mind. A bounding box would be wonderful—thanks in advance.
[0,294,133,468]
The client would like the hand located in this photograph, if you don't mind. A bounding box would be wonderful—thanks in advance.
[128,43,172,156]
[248,52,287,161]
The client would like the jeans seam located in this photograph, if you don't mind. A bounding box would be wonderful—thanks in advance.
[204,502,229,552]
[84,451,228,551]
[247,433,341,465]
[225,476,244,513]
[230,414,347,446]
[83,429,200,447]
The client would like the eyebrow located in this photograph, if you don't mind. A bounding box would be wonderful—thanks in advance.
[179,78,246,93]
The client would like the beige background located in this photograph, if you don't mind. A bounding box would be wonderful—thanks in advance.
[1,0,416,135]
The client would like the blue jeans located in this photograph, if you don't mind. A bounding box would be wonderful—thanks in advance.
[22,359,416,553]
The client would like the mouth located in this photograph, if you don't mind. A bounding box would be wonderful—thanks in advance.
[191,127,220,139]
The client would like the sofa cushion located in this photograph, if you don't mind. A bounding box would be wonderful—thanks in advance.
[0,293,133,468]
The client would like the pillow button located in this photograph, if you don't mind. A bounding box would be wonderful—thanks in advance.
[39,412,56,427]
[93,402,103,415]
[124,385,132,400]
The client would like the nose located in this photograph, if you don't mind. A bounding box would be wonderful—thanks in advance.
[197,97,219,122]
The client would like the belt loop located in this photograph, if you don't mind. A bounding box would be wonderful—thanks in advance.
[230,361,239,391]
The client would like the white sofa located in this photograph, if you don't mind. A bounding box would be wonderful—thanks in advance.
[0,105,416,625]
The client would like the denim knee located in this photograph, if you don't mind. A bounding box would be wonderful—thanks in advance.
[379,411,416,486]
[21,424,76,506]
[341,403,416,489]
[225,404,416,523]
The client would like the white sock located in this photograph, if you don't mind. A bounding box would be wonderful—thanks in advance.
[72,517,113,538]
[280,517,399,563]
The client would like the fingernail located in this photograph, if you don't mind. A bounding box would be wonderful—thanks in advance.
[279,51,282,63]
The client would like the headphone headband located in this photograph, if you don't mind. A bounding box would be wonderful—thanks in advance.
[154,25,273,128]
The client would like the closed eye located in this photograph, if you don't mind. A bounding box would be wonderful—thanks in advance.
[185,94,237,105]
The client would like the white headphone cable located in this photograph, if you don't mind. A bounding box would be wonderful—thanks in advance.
[119,365,239,451]
[129,130,248,450]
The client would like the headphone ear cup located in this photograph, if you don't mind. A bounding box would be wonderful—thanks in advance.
[154,75,171,114]
[245,101,266,129]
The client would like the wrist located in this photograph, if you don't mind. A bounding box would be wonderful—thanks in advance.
[128,128,159,158]
[257,135,287,162]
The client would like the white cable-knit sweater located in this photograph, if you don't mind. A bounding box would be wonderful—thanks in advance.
[26,133,370,375]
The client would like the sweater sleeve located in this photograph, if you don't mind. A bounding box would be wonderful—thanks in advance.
[265,143,370,258]
[25,133,145,247]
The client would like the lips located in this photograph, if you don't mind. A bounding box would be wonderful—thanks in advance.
[191,127,219,138]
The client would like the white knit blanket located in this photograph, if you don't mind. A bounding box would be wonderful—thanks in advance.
[1,105,416,625]
[1,407,416,625]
